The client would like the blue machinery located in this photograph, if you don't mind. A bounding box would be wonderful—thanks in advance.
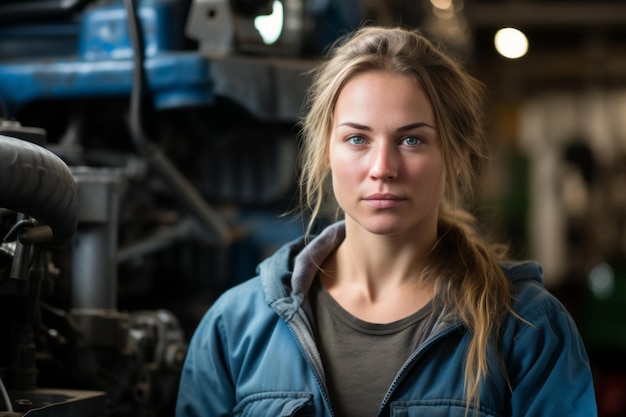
[0,0,360,119]
[0,1,362,416]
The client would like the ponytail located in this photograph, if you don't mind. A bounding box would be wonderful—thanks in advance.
[426,205,513,413]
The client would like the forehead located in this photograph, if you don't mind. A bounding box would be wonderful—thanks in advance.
[333,71,435,126]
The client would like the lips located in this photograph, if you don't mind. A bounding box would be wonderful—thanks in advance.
[363,193,406,208]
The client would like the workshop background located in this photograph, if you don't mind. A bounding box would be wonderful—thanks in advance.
[0,0,625,416]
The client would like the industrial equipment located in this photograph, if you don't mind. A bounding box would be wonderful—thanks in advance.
[0,0,355,415]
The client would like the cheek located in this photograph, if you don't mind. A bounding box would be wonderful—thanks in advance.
[330,160,355,188]
[410,158,446,190]
[329,143,354,176]
[330,156,362,205]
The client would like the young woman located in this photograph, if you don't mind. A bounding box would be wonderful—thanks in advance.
[176,26,597,417]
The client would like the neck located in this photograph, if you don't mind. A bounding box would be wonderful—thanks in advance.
[321,218,438,303]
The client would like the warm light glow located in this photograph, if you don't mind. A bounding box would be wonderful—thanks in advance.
[432,6,455,20]
[430,0,453,10]
[494,27,529,59]
[254,0,284,45]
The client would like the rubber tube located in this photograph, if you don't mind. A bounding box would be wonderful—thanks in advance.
[0,134,78,246]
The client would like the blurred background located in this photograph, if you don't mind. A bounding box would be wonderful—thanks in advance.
[0,0,624,415]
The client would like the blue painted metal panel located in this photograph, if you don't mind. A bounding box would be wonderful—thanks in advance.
[0,53,215,116]
[78,0,185,60]
[0,0,213,116]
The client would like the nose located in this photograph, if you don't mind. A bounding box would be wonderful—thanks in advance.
[369,142,398,181]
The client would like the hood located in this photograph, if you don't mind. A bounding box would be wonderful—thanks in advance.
[258,221,346,314]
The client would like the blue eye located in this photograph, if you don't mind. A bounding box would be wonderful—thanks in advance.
[403,136,423,146]
[347,135,366,145]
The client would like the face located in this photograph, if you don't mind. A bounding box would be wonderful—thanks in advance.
[328,71,445,239]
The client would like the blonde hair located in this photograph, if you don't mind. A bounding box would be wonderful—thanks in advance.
[298,25,513,413]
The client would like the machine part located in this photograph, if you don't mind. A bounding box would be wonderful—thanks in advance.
[0,135,78,247]
[2,218,52,282]
[127,309,187,413]
[0,240,15,279]
[209,54,314,122]
[60,308,186,415]
[69,309,131,350]
[185,0,235,55]
[186,0,306,56]
[16,226,53,246]
[3,219,53,246]
[131,140,232,245]
[0,55,214,116]
[0,0,214,116]
[116,217,207,263]
[0,119,46,146]
[125,0,231,246]
[71,166,125,312]
[79,0,186,61]
[129,309,186,373]
[5,388,106,416]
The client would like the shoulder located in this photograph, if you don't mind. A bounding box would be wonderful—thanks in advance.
[211,277,266,317]
[192,277,269,336]
[500,260,544,284]
[497,262,596,415]
[500,260,567,320]
[499,260,588,362]
[499,260,584,351]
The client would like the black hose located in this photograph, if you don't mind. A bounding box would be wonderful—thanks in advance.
[0,134,79,246]
[123,0,151,156]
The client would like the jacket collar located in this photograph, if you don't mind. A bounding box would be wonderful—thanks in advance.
[258,220,544,313]
[259,221,345,311]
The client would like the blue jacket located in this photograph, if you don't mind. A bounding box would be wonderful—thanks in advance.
[176,222,597,417]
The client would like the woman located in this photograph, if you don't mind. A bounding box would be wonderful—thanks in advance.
[176,26,597,417]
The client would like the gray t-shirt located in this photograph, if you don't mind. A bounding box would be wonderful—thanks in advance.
[311,279,434,417]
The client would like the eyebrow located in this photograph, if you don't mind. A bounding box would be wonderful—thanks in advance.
[337,122,436,131]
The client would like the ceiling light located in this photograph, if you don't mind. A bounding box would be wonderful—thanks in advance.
[494,27,529,59]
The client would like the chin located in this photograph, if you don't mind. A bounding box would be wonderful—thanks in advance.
[367,225,409,236]
[349,215,412,236]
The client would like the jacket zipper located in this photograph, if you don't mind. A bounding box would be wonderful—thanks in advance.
[377,321,463,416]
[282,302,463,417]
[286,313,336,416]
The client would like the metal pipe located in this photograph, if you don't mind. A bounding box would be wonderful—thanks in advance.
[71,167,124,311]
